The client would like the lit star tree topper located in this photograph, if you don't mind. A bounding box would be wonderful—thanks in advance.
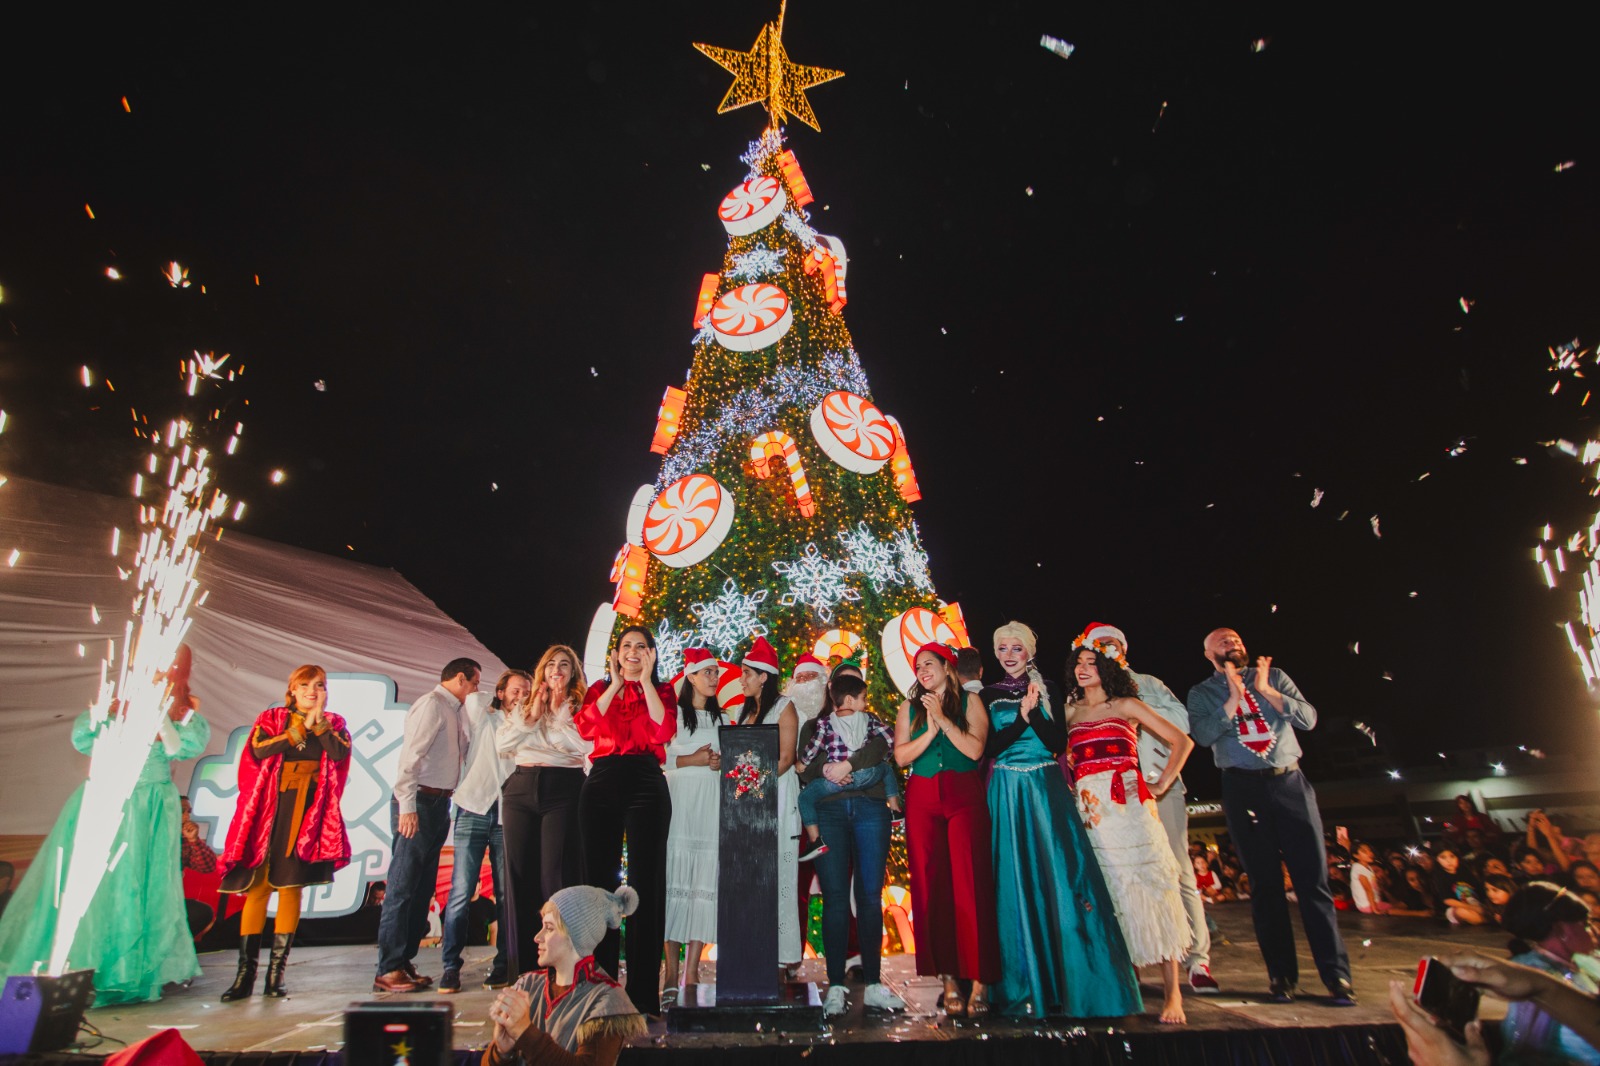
[577,13,969,709]
[694,2,844,132]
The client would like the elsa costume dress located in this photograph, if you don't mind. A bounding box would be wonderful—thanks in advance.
[984,675,1142,1017]
[0,709,210,1005]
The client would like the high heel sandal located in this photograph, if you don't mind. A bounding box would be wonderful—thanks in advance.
[940,977,965,1017]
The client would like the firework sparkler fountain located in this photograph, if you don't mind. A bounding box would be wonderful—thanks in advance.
[45,352,244,976]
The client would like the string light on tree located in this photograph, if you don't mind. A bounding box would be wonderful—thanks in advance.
[727,243,789,282]
[690,579,770,657]
[771,543,861,622]
[893,523,935,593]
[837,521,902,590]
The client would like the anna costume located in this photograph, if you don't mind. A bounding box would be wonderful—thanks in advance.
[217,704,352,999]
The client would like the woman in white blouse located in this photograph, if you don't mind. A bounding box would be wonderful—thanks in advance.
[497,644,591,974]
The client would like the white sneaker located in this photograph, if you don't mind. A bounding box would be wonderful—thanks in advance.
[863,982,906,1011]
[823,984,849,1017]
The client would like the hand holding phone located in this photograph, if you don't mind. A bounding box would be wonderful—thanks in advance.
[1414,957,1482,1041]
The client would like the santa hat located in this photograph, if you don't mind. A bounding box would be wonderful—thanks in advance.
[792,653,828,679]
[915,642,958,667]
[1083,622,1128,653]
[682,647,718,675]
[742,636,780,675]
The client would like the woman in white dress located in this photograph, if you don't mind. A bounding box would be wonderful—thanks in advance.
[734,637,801,971]
[662,648,724,1004]
[1062,634,1195,1025]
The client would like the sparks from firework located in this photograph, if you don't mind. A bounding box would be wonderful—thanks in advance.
[46,352,240,974]
[165,261,191,289]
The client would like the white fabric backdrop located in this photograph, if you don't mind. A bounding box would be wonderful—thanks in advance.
[0,477,507,836]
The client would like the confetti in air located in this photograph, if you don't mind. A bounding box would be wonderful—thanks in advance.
[165,261,191,289]
[1555,161,1576,172]
[1369,515,1381,538]
[48,352,243,973]
[1251,37,1270,52]
[1310,488,1324,507]
[269,469,286,485]
[313,379,327,392]
[1039,35,1075,60]
[1458,296,1474,314]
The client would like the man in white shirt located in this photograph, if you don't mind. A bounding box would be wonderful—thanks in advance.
[439,669,528,993]
[1082,623,1219,994]
[375,657,480,993]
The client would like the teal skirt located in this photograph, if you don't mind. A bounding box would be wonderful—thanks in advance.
[988,762,1142,1018]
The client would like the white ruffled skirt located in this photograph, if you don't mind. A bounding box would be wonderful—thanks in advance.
[1075,768,1191,967]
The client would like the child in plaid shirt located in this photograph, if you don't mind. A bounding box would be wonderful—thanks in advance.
[795,675,900,861]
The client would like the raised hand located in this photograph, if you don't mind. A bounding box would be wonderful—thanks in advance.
[1254,655,1275,694]
[640,645,658,675]
[1021,683,1041,721]
[608,648,624,685]
[919,691,943,725]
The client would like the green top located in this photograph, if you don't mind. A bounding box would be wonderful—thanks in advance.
[908,715,981,777]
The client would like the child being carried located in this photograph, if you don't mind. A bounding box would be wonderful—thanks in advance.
[795,673,901,862]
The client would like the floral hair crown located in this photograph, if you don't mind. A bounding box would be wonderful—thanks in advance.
[1071,633,1128,668]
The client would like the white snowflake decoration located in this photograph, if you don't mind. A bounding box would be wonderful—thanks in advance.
[893,523,935,593]
[741,129,784,177]
[772,543,861,623]
[651,617,699,680]
[837,522,902,591]
[691,321,717,346]
[782,209,819,249]
[690,579,770,657]
[728,244,788,282]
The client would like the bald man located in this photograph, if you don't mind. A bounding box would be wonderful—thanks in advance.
[1185,628,1352,1007]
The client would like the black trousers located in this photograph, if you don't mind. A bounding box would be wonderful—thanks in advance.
[500,764,585,975]
[579,754,671,1014]
[1221,767,1351,989]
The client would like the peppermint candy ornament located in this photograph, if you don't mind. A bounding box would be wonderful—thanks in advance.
[718,175,788,237]
[880,607,958,694]
[810,390,896,474]
[642,473,736,568]
[710,283,793,352]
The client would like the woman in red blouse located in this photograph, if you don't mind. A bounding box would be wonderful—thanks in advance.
[575,625,676,1014]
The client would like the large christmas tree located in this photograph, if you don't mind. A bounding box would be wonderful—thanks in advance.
[582,10,969,711]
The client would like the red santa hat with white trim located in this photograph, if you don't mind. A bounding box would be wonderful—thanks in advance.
[1083,621,1128,653]
[742,636,780,675]
[682,647,718,675]
[791,653,828,678]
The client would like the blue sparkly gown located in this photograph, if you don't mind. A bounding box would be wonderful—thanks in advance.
[985,682,1142,1018]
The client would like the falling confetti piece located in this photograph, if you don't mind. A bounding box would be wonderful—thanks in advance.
[1459,296,1474,313]
[1039,35,1075,60]
[269,469,286,485]
[590,367,599,377]
[1555,161,1576,172]
[105,267,121,280]
[5,549,19,567]
[1514,457,1528,465]
[1024,186,1034,196]
[1370,515,1381,537]
[1416,471,1431,481]
[1352,721,1376,743]
[313,380,326,392]
[940,327,947,335]
[80,366,93,388]
[1152,100,1169,133]
[1362,939,1373,948]
[1251,37,1270,52]
[84,204,95,219]
[1270,604,1278,613]
[1381,671,1394,680]
[1310,488,1324,507]
[1175,314,1185,322]
[1409,591,1419,598]
[700,163,710,171]
[491,482,499,491]
[1351,641,1361,654]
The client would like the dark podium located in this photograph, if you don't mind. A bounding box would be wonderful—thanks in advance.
[667,723,822,1032]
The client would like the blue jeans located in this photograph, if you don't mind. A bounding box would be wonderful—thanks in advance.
[376,792,452,976]
[812,795,890,986]
[441,802,506,975]
[798,764,899,827]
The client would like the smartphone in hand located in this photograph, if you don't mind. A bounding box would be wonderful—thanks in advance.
[1414,957,1481,1041]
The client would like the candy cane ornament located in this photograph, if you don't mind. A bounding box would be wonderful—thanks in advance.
[749,431,817,517]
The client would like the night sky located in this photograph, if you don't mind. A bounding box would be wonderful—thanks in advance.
[3,3,1598,796]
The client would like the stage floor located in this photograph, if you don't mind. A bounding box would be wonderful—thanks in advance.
[68,906,1507,1055]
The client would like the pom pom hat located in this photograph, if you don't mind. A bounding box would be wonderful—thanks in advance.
[547,884,639,958]
[682,647,718,675]
[742,636,780,675]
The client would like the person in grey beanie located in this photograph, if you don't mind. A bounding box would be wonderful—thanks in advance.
[484,884,647,1066]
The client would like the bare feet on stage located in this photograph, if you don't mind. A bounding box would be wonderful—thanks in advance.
[1158,958,1187,1024]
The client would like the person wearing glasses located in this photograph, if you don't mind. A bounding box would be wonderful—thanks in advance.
[374,657,481,992]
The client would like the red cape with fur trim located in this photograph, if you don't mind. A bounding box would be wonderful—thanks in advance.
[219,706,352,878]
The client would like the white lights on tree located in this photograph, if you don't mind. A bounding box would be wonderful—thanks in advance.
[782,208,819,249]
[651,616,698,681]
[771,542,861,623]
[642,473,736,568]
[880,606,959,695]
[718,175,788,237]
[710,283,794,352]
[810,390,896,474]
[837,521,903,591]
[727,243,788,282]
[690,579,771,657]
[893,523,935,592]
